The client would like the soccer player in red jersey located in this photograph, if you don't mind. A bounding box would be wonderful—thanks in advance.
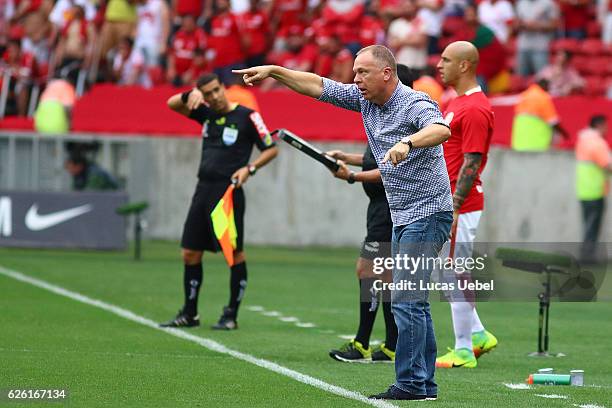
[435,41,498,369]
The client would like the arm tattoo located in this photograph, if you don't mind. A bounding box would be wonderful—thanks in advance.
[453,153,483,211]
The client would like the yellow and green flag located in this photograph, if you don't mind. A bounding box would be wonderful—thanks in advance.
[211,184,238,266]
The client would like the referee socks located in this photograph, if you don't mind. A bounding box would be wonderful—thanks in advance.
[228,262,248,315]
[183,263,203,317]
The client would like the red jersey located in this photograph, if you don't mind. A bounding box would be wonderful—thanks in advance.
[238,10,269,57]
[171,28,207,75]
[175,0,202,17]
[208,12,244,67]
[359,15,385,47]
[269,43,317,70]
[443,88,494,213]
[272,0,306,33]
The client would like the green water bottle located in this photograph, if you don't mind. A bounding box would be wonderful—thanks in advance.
[527,374,571,385]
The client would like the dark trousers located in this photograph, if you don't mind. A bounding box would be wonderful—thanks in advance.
[580,198,606,262]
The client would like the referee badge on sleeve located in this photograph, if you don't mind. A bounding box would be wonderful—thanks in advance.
[222,127,239,145]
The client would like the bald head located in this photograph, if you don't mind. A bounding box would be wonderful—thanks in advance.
[437,41,480,88]
[445,41,479,69]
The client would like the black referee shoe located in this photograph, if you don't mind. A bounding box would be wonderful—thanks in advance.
[369,386,426,400]
[211,307,238,330]
[159,309,200,328]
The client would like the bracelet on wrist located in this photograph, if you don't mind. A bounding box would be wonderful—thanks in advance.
[181,89,193,104]
[347,171,356,184]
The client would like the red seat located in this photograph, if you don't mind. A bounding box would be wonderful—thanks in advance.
[507,55,516,72]
[507,37,517,55]
[509,74,530,93]
[583,75,606,96]
[148,66,165,86]
[580,38,604,56]
[551,38,579,54]
[441,16,465,36]
[427,54,441,68]
[584,57,609,75]
[572,55,590,74]
[587,21,602,38]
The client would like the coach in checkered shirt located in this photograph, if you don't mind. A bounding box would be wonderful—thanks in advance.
[234,45,453,401]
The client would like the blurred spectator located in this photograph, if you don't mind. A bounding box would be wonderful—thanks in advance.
[181,48,210,84]
[134,0,170,68]
[239,0,271,67]
[599,0,612,44]
[271,0,307,37]
[515,0,560,76]
[98,0,139,67]
[49,0,96,29]
[575,114,611,263]
[22,6,51,75]
[54,5,94,83]
[535,50,584,96]
[477,0,514,43]
[418,0,444,54]
[112,37,151,87]
[450,4,507,92]
[172,0,203,21]
[1,3,13,55]
[511,79,569,151]
[359,0,386,48]
[387,0,428,70]
[10,0,52,24]
[314,34,353,83]
[0,38,36,116]
[559,0,589,39]
[262,23,316,91]
[208,0,246,83]
[267,24,317,71]
[413,66,443,105]
[321,0,365,54]
[65,154,119,191]
[167,15,207,86]
[34,78,75,133]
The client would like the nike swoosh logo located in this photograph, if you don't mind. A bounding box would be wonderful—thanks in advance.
[25,203,93,231]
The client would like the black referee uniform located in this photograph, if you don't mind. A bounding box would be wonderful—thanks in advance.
[161,78,277,330]
[182,105,275,252]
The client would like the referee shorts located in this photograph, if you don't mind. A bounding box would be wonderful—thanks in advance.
[359,198,392,260]
[181,181,245,253]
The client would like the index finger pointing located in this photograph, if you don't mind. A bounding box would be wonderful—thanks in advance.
[231,69,250,74]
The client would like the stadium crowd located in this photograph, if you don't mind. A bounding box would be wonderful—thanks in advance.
[2,0,612,115]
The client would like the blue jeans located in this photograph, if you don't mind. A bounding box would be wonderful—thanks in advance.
[391,211,452,396]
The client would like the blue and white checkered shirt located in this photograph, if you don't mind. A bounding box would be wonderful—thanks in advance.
[319,78,453,226]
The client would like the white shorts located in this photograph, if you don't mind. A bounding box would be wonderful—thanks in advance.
[435,210,482,302]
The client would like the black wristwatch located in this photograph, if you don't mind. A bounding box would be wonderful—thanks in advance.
[347,171,356,184]
[248,164,257,176]
[401,136,413,149]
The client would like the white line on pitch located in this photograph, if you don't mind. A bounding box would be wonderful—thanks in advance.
[0,266,397,408]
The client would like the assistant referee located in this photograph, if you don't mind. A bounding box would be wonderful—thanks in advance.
[161,73,278,330]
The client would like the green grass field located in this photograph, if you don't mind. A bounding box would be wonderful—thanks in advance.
[1,241,611,407]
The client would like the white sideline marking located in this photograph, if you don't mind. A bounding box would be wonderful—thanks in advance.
[279,317,299,322]
[503,383,531,390]
[0,266,397,408]
[535,394,568,399]
[262,311,282,317]
[246,305,265,312]
[295,322,316,328]
[574,404,606,408]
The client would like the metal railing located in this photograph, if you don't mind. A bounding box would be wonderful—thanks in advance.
[0,132,142,192]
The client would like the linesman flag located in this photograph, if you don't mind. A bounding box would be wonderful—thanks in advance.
[211,184,238,266]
